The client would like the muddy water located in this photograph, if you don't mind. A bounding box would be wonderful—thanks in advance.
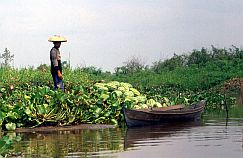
[10,110,243,158]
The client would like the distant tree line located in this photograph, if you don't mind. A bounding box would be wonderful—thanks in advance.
[114,45,243,75]
[2,46,243,76]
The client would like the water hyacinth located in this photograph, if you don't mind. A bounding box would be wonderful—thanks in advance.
[1,66,226,131]
[1,80,172,130]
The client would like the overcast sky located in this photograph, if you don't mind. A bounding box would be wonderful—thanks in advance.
[1,0,243,71]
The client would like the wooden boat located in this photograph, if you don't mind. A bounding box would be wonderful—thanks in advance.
[123,100,206,128]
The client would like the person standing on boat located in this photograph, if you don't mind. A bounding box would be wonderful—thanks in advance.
[48,35,67,90]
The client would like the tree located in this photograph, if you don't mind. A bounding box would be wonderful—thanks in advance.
[187,48,210,68]
[0,48,14,67]
[151,54,187,72]
[80,66,102,75]
[230,45,243,59]
[37,64,49,72]
[115,56,145,74]
[211,46,229,60]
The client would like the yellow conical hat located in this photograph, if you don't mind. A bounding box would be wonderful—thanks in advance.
[48,35,67,42]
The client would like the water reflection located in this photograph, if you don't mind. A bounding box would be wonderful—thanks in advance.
[118,118,243,158]
[124,121,202,150]
[10,121,203,158]
[8,113,243,158]
[13,128,125,158]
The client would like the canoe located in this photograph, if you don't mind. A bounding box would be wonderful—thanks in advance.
[123,100,206,128]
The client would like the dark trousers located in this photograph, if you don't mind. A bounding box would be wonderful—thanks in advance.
[51,73,64,90]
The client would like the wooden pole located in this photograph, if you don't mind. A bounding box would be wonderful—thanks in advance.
[224,89,229,119]
[240,78,243,105]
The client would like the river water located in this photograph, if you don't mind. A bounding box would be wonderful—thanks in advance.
[8,107,243,158]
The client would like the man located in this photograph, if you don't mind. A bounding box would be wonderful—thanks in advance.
[48,35,67,90]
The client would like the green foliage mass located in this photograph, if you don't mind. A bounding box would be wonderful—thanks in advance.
[0,68,155,130]
[96,46,243,91]
[0,46,242,131]
[89,46,243,111]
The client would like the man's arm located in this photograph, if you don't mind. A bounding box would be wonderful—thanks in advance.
[51,49,63,80]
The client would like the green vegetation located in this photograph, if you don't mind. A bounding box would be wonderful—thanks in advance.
[0,67,155,130]
[89,46,243,111]
[0,132,21,157]
[12,128,124,157]
[0,46,242,157]
[0,46,242,132]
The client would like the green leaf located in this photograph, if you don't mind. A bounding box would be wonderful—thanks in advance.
[68,115,75,123]
[0,88,6,92]
[37,105,47,114]
[95,117,106,123]
[99,94,109,101]
[104,111,111,117]
[24,95,31,100]
[0,111,6,120]
[94,108,102,117]
[111,119,118,125]
[5,122,16,131]
[7,111,19,119]
[95,108,102,114]
[24,107,32,115]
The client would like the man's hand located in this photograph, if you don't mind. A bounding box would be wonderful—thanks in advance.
[57,70,63,80]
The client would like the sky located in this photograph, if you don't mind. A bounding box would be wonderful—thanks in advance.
[1,0,243,71]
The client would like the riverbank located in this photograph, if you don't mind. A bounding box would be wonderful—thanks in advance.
[15,124,115,133]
